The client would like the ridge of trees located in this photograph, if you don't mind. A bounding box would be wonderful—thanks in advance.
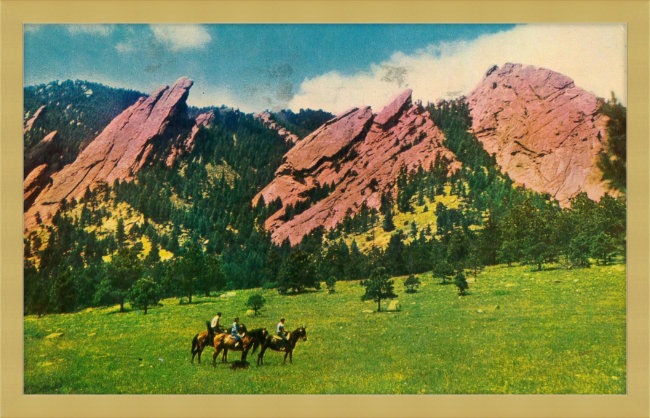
[23,96,626,316]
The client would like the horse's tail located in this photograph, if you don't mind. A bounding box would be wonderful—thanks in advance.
[251,338,260,354]
[191,334,199,354]
[251,331,265,355]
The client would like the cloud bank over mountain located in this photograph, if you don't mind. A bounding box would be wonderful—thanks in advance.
[288,24,626,114]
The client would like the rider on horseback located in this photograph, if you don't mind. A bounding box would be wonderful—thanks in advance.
[231,317,243,348]
[277,318,288,348]
[211,312,222,334]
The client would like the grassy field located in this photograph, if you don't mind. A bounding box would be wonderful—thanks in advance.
[24,262,626,394]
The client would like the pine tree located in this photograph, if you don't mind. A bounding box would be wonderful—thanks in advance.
[277,251,319,294]
[128,277,161,314]
[360,267,397,312]
[454,271,469,296]
[382,209,395,232]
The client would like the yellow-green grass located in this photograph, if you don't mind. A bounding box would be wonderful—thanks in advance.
[24,262,625,394]
[342,186,460,251]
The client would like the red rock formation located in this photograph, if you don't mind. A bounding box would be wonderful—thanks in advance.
[24,105,46,134]
[468,63,611,206]
[24,131,61,178]
[23,164,50,212]
[24,77,194,230]
[255,89,460,245]
[254,111,300,144]
[166,110,215,167]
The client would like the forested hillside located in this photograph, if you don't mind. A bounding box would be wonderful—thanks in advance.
[23,85,626,317]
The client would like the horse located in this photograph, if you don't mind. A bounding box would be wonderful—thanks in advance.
[212,325,268,368]
[257,326,307,366]
[191,321,223,364]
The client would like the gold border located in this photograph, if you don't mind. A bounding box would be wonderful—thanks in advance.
[2,1,648,417]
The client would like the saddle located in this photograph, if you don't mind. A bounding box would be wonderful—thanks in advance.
[226,334,245,345]
[272,335,288,348]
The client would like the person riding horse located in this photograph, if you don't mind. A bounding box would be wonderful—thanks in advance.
[211,312,223,334]
[277,317,288,348]
[231,317,244,348]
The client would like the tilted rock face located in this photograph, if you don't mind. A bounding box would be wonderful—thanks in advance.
[468,63,611,206]
[24,131,62,178]
[24,105,46,134]
[24,77,194,230]
[23,164,50,212]
[254,111,300,144]
[255,89,460,245]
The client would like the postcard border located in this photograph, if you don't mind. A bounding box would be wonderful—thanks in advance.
[2,1,648,417]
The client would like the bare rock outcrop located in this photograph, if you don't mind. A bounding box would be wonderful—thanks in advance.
[24,77,194,229]
[255,89,460,245]
[468,63,611,206]
[23,164,50,212]
[254,111,300,144]
[24,105,46,134]
[24,131,62,178]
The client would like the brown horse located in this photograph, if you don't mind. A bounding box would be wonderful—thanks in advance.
[191,321,223,364]
[212,326,268,367]
[257,327,307,366]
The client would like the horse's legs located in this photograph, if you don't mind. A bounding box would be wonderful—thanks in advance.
[197,348,202,364]
[212,347,221,368]
[257,346,266,366]
[283,351,288,365]
[289,350,293,365]
[222,348,228,363]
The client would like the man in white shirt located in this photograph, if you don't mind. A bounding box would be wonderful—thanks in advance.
[277,317,288,349]
[211,312,222,334]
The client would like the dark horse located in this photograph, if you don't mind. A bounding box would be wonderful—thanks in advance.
[212,326,268,368]
[257,327,307,366]
[191,321,222,364]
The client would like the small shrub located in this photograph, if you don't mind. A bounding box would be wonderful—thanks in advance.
[246,293,266,316]
[454,271,469,296]
[404,274,421,293]
[326,276,337,294]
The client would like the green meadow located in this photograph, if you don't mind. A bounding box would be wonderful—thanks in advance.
[24,262,626,394]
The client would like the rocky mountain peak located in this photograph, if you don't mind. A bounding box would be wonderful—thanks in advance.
[24,77,195,230]
[468,63,611,206]
[255,89,460,245]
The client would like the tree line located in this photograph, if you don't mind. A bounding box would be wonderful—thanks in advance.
[23,95,626,316]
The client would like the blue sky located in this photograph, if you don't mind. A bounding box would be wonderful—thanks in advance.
[24,24,626,113]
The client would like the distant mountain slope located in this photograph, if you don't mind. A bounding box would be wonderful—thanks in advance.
[24,80,144,174]
[468,63,613,206]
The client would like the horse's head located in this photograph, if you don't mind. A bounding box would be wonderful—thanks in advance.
[299,326,307,342]
[239,323,248,334]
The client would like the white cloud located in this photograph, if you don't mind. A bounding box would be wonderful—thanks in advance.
[115,42,135,53]
[288,24,627,114]
[66,24,115,36]
[149,24,212,51]
[186,83,258,113]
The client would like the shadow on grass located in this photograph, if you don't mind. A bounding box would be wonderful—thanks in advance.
[107,309,132,315]
[529,266,562,273]
[177,300,216,306]
[279,289,321,297]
